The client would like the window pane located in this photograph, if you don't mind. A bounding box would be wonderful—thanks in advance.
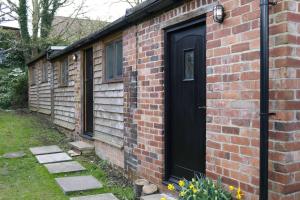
[115,40,123,77]
[61,58,68,86]
[106,44,114,80]
[64,59,68,85]
[184,50,194,80]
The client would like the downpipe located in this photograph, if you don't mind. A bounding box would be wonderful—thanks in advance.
[259,0,276,199]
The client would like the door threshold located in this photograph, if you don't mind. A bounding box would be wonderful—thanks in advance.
[80,134,95,141]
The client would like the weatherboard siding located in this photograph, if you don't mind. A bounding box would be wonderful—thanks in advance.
[53,55,79,131]
[28,58,51,115]
[93,41,124,149]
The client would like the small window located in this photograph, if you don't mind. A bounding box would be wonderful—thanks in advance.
[60,58,68,86]
[105,39,123,82]
[184,50,194,80]
[30,67,36,85]
[41,62,48,83]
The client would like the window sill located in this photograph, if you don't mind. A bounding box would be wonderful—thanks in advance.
[103,78,123,84]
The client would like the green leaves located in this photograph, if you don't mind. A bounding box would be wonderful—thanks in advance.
[177,175,232,200]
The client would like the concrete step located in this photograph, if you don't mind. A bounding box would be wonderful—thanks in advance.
[140,194,177,200]
[44,161,86,174]
[55,175,102,194]
[70,193,119,200]
[35,152,72,164]
[69,141,94,154]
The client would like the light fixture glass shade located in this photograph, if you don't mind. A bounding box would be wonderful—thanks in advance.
[72,54,77,61]
[213,4,225,23]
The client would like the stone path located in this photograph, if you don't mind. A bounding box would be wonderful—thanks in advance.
[35,152,72,164]
[2,151,26,158]
[44,161,86,174]
[55,175,102,194]
[30,145,117,200]
[30,145,62,155]
[70,193,119,200]
[141,194,177,200]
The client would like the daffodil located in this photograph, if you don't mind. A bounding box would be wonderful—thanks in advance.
[178,180,185,187]
[167,184,175,191]
[229,185,235,191]
[236,187,243,200]
[179,191,185,197]
[193,188,198,193]
[189,184,194,189]
[160,197,167,200]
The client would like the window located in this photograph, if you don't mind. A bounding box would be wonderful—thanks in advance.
[41,62,48,83]
[30,67,36,85]
[105,39,123,81]
[60,58,68,86]
[184,50,194,80]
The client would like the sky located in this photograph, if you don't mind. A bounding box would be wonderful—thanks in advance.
[1,0,131,28]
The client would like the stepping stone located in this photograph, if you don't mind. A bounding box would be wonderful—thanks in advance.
[2,151,25,158]
[36,152,72,164]
[30,145,62,155]
[140,194,177,200]
[70,193,119,200]
[44,161,86,174]
[69,141,94,154]
[55,175,102,194]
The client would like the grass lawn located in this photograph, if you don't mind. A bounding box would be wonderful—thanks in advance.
[0,110,134,200]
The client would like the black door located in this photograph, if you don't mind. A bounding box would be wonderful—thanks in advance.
[166,21,206,181]
[84,48,93,136]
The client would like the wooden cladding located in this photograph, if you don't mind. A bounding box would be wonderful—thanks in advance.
[41,62,48,83]
[30,67,36,86]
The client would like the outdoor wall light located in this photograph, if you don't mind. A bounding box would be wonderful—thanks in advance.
[72,53,78,61]
[213,3,226,23]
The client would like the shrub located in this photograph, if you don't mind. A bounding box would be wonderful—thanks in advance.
[164,175,243,200]
[0,68,28,109]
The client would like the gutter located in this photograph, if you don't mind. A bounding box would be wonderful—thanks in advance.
[49,0,184,60]
[259,1,276,199]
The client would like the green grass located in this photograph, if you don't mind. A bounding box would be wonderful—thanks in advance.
[0,110,134,200]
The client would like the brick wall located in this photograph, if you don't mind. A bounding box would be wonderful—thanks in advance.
[269,0,300,199]
[206,0,261,199]
[123,0,298,199]
[123,26,139,174]
[123,0,218,186]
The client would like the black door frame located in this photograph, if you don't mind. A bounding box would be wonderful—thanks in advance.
[164,16,206,182]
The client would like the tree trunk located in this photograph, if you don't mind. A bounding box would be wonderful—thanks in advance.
[32,0,40,42]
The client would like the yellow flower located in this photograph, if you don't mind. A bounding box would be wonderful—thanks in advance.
[161,198,167,200]
[178,180,185,187]
[229,185,235,191]
[167,184,175,191]
[236,194,242,200]
[189,184,194,189]
[236,187,243,200]
[179,191,185,197]
[193,188,198,193]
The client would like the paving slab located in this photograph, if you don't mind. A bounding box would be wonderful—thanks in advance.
[2,151,25,158]
[44,161,86,174]
[69,141,94,151]
[35,152,72,164]
[55,175,102,194]
[30,145,63,155]
[70,193,119,200]
[140,194,177,200]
